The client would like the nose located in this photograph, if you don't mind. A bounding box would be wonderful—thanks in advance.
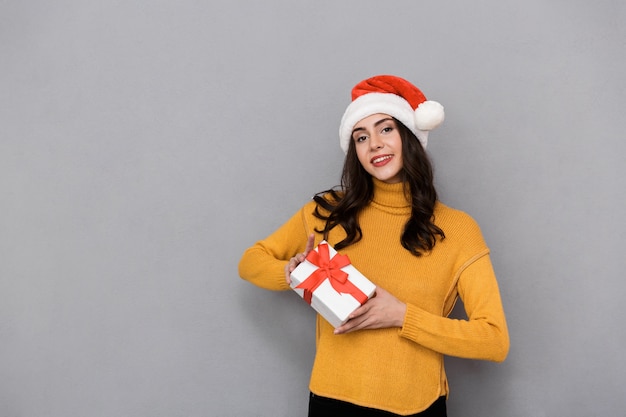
[370,133,383,150]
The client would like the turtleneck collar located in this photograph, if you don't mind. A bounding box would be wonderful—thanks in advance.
[370,178,412,214]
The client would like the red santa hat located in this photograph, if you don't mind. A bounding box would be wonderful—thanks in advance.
[339,75,445,153]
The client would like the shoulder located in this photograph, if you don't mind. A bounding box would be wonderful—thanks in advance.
[435,202,480,228]
[308,189,344,213]
[299,191,339,220]
[434,202,486,245]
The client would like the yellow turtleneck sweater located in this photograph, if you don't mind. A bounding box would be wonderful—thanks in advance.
[238,179,509,415]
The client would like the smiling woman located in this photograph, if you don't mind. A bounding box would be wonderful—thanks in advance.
[352,114,405,184]
[238,75,509,417]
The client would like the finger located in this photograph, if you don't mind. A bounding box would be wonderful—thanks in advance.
[334,324,348,334]
[334,321,353,334]
[347,304,369,320]
[335,314,368,334]
[337,305,371,333]
[289,256,300,270]
[352,294,377,317]
[284,264,292,285]
[285,256,300,283]
[304,233,315,254]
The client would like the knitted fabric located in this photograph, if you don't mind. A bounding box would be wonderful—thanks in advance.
[239,179,509,414]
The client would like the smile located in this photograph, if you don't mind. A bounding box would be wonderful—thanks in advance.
[371,155,393,165]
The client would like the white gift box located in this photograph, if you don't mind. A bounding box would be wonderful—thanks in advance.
[290,241,376,328]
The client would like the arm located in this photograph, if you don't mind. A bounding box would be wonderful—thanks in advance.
[238,203,316,291]
[335,253,509,363]
[399,253,509,362]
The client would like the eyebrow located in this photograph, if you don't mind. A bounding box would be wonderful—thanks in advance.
[352,117,395,135]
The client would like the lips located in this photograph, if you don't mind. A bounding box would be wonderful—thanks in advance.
[371,154,393,167]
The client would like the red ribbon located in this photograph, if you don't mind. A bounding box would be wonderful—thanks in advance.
[296,242,369,306]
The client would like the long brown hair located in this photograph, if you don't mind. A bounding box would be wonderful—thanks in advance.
[313,119,445,256]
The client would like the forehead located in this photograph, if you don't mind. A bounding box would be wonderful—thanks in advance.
[353,113,394,129]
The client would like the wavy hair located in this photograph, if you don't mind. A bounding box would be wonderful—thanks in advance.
[313,119,445,256]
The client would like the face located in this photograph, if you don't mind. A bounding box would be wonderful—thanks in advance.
[352,113,404,184]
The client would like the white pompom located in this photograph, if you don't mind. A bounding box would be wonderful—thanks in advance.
[415,100,445,131]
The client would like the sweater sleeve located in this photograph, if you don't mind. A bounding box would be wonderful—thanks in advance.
[238,202,315,291]
[399,252,510,362]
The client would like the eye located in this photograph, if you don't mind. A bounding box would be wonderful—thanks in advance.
[381,126,394,134]
[353,134,368,143]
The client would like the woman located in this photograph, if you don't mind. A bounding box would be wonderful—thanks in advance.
[238,75,509,416]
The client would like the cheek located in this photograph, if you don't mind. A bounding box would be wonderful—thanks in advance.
[392,136,404,157]
[392,133,403,148]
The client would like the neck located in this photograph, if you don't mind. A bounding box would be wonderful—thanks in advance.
[371,178,411,212]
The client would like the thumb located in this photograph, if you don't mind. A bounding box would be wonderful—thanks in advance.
[304,233,315,254]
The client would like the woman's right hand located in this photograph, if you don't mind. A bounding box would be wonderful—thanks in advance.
[284,233,315,285]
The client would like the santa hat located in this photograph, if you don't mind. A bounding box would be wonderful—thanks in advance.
[339,75,444,153]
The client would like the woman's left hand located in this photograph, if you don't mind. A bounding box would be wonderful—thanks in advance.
[333,286,407,334]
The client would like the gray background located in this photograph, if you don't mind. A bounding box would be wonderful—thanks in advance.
[1,1,624,416]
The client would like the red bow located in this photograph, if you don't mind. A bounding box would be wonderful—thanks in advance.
[296,242,369,305]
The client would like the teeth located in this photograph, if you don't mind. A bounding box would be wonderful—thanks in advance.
[372,155,392,164]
